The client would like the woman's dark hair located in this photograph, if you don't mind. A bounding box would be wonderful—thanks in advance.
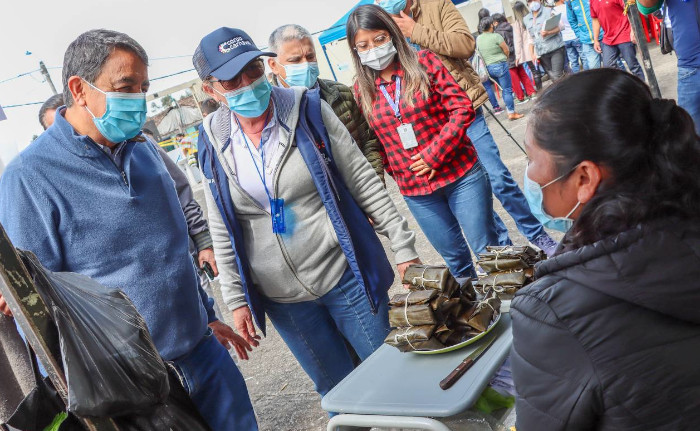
[492,13,507,24]
[478,16,494,33]
[347,4,429,118]
[478,8,491,19]
[529,68,700,248]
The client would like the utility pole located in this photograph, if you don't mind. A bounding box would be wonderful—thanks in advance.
[626,1,662,98]
[39,60,58,95]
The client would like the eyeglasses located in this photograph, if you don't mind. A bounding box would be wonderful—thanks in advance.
[354,34,392,53]
[208,60,265,91]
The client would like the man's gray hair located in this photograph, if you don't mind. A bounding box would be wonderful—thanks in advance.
[268,24,313,53]
[62,29,149,107]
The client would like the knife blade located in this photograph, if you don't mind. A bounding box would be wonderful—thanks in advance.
[439,334,498,390]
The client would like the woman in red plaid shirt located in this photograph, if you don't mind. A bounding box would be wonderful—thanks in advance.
[348,4,501,279]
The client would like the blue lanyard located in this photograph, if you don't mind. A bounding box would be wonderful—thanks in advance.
[379,76,402,121]
[235,113,273,202]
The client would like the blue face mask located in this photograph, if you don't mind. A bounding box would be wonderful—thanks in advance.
[83,80,147,143]
[217,75,272,118]
[281,62,320,88]
[378,0,407,15]
[523,164,581,232]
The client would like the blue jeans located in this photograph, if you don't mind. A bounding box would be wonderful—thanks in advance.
[602,42,645,81]
[171,330,258,430]
[581,42,601,69]
[404,164,501,279]
[467,108,545,243]
[565,39,584,72]
[678,66,700,135]
[262,267,389,399]
[487,61,515,113]
[483,79,501,110]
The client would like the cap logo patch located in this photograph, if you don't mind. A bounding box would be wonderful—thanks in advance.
[218,37,251,53]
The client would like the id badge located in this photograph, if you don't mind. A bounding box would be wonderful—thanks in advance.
[270,198,286,234]
[397,123,419,150]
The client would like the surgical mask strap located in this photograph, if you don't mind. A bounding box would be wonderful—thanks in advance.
[82,79,104,119]
[541,164,579,189]
[563,200,581,219]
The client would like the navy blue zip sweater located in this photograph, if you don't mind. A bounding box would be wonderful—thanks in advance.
[0,109,216,360]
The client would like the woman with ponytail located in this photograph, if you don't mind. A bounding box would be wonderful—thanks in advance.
[511,68,700,430]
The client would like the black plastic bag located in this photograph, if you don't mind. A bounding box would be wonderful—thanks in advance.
[4,342,82,431]
[113,367,211,431]
[20,251,169,418]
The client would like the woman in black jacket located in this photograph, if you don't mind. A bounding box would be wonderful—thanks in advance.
[512,68,700,430]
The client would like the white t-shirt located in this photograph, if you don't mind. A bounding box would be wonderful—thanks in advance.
[554,4,578,42]
[229,109,283,212]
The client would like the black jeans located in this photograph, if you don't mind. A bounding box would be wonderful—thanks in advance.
[539,47,567,81]
[602,42,645,81]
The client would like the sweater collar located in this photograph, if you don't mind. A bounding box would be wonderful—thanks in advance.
[53,107,138,159]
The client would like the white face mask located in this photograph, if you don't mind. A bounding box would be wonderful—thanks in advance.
[358,41,398,71]
[530,1,542,11]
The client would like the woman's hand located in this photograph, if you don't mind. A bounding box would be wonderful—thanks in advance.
[209,320,255,360]
[397,258,422,289]
[410,153,436,180]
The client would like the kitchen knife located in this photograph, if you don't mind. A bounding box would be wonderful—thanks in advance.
[439,334,498,390]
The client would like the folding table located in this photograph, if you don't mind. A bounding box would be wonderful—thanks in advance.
[322,314,513,431]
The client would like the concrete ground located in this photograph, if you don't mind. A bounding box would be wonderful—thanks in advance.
[198,42,678,431]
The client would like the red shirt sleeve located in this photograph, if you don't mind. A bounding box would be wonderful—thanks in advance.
[590,0,598,18]
[418,51,476,170]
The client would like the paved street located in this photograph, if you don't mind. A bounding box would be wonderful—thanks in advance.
[195,43,679,431]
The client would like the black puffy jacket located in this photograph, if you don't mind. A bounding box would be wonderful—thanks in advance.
[494,22,516,68]
[511,219,700,430]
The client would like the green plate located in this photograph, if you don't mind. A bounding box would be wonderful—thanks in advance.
[412,313,502,355]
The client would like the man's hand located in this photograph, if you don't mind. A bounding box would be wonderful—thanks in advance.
[0,294,13,317]
[232,306,261,347]
[392,11,416,38]
[198,248,219,277]
[397,258,422,289]
[593,40,602,53]
[410,153,437,180]
[209,320,254,360]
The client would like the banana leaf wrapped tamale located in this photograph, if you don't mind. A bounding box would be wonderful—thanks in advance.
[464,290,501,332]
[473,271,528,295]
[479,245,545,265]
[389,289,437,307]
[384,325,444,351]
[478,257,528,273]
[477,246,544,274]
[388,303,436,327]
[443,327,483,345]
[402,265,458,296]
[430,294,461,322]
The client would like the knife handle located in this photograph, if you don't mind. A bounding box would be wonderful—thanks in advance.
[440,358,475,390]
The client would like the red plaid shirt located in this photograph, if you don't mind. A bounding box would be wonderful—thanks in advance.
[355,50,476,197]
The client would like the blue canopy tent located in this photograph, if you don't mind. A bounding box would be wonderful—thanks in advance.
[318,0,374,81]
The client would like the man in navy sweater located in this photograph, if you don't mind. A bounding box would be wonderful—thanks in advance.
[0,29,258,430]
